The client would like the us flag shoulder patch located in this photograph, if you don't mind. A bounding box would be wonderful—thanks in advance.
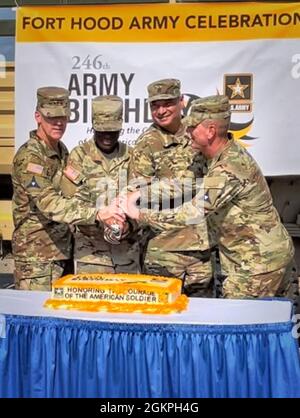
[27,162,44,175]
[63,165,80,182]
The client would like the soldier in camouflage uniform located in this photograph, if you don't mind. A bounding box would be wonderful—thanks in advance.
[12,87,122,291]
[61,95,141,274]
[130,79,213,297]
[122,95,298,301]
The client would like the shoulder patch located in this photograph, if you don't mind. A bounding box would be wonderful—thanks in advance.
[27,162,44,175]
[26,176,41,189]
[63,165,81,182]
[204,192,211,204]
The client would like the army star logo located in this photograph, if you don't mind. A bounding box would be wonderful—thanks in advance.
[54,288,64,297]
[27,176,40,189]
[227,77,249,99]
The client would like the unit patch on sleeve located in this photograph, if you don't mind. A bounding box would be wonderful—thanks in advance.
[204,192,211,204]
[26,176,41,189]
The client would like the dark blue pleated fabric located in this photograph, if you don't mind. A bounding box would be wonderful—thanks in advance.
[0,315,299,398]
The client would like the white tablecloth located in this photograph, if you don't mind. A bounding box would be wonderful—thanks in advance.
[0,289,292,325]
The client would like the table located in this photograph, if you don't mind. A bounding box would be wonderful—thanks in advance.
[0,290,299,398]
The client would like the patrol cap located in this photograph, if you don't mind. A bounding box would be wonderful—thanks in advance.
[147,78,181,103]
[185,95,231,127]
[92,95,123,131]
[36,86,70,118]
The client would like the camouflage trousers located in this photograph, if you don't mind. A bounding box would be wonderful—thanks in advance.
[75,260,141,274]
[144,249,214,297]
[14,259,73,291]
[222,258,299,303]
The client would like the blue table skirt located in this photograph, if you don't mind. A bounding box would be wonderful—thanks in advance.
[0,315,299,398]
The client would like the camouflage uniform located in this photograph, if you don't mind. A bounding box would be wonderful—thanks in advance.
[140,95,297,301]
[131,79,213,296]
[12,87,98,290]
[61,95,141,274]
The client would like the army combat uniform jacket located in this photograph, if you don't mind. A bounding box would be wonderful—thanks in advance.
[61,138,141,272]
[131,123,210,252]
[12,131,97,263]
[141,139,294,282]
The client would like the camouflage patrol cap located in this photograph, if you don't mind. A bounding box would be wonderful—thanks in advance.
[36,86,70,118]
[92,95,123,131]
[185,95,231,127]
[147,78,181,103]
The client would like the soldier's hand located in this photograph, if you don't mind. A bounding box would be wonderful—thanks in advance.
[96,203,125,225]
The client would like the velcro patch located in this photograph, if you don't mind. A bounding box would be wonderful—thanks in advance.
[27,162,44,175]
[63,165,81,182]
[26,176,41,189]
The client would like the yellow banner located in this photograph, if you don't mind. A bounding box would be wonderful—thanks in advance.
[16,3,300,43]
